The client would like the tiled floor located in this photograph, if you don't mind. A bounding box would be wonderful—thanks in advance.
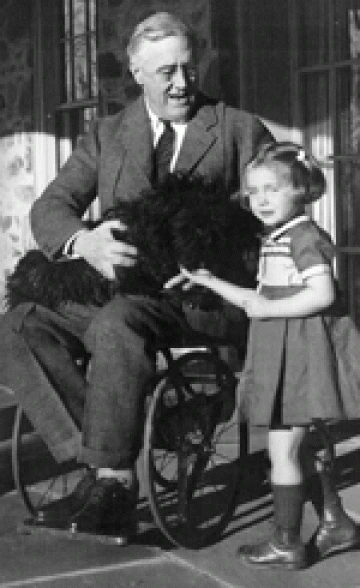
[0,427,359,588]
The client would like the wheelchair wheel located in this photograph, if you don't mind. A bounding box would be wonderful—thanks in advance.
[143,349,244,548]
[12,406,87,518]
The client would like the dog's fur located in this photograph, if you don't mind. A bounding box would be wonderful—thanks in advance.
[6,174,260,311]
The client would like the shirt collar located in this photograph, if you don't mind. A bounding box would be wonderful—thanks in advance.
[145,100,188,135]
[265,214,310,242]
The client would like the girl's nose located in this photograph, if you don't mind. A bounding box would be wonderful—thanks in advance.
[258,191,269,205]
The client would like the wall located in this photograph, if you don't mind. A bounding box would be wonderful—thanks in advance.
[0,0,36,312]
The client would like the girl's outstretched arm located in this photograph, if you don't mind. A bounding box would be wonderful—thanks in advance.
[179,267,258,309]
[180,268,336,319]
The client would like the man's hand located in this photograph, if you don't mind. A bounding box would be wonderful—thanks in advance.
[73,220,137,280]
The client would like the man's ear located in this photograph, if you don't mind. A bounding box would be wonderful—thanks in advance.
[129,59,143,86]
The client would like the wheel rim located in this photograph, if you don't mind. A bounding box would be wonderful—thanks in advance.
[144,350,242,548]
[12,406,86,517]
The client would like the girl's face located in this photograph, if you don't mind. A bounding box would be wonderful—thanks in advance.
[245,165,304,228]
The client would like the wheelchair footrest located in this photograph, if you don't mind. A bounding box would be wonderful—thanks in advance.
[18,517,133,546]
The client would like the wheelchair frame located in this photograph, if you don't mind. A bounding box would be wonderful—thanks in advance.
[11,339,249,549]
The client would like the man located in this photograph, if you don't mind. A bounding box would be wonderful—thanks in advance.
[0,12,273,541]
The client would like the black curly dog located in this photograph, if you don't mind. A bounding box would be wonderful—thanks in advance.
[6,174,260,311]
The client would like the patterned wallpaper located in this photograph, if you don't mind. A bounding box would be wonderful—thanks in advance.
[0,0,35,312]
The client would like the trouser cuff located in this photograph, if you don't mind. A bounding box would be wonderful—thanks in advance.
[80,445,135,469]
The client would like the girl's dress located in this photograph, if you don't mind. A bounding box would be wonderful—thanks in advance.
[241,214,360,426]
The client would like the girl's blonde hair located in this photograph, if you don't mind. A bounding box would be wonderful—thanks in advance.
[245,142,326,204]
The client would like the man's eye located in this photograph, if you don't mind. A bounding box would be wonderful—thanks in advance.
[159,69,173,80]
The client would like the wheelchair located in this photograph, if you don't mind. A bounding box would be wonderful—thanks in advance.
[11,331,248,549]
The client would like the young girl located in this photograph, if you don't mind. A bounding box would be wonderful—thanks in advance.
[178,142,360,570]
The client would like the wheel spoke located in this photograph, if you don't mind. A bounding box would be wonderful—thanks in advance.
[144,350,244,548]
[13,407,86,517]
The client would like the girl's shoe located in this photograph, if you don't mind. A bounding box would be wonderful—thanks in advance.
[311,505,360,559]
[237,533,308,570]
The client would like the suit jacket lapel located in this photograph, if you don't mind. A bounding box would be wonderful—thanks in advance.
[104,95,219,209]
[175,101,218,173]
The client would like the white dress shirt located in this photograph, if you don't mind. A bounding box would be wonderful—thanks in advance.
[146,102,188,171]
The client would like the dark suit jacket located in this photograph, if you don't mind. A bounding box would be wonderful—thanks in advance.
[31,93,273,258]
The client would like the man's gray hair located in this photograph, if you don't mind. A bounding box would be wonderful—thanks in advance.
[126,12,195,61]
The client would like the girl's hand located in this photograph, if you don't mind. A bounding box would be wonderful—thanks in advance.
[163,267,214,290]
[163,272,187,289]
[180,267,214,289]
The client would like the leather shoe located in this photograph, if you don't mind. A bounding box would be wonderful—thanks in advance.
[311,510,360,560]
[237,539,308,570]
[31,467,96,527]
[68,476,138,543]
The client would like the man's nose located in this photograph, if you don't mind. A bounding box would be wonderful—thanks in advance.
[172,66,188,88]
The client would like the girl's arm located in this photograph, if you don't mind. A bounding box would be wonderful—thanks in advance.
[244,272,336,318]
[180,268,336,319]
[178,268,259,308]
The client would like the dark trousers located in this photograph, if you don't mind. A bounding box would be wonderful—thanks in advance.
[0,295,182,468]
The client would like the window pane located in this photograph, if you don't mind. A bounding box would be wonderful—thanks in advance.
[90,32,97,97]
[73,0,86,37]
[334,0,360,60]
[302,72,331,155]
[59,0,98,103]
[89,0,96,32]
[338,253,360,326]
[337,160,360,247]
[83,106,97,133]
[336,66,360,155]
[73,36,89,99]
[57,1,98,175]
[298,0,329,66]
[59,39,73,102]
[57,109,88,155]
[60,0,70,38]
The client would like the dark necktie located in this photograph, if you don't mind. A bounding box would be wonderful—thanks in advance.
[153,122,175,184]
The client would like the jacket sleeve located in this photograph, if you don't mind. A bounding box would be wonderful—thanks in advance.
[30,120,100,258]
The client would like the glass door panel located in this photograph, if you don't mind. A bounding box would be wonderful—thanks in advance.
[338,252,360,325]
[335,65,360,155]
[302,71,331,157]
[298,0,330,66]
[334,0,360,60]
[336,160,360,247]
[56,0,98,218]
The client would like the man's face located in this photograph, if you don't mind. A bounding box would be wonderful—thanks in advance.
[131,35,198,122]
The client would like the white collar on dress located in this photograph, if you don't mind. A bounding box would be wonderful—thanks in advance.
[265,214,310,242]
